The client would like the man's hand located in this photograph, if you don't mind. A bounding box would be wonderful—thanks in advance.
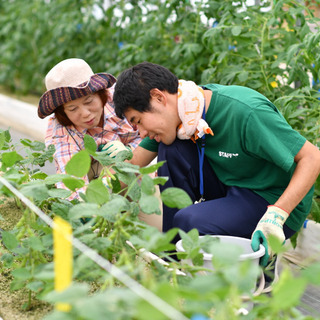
[251,205,289,266]
[100,141,130,158]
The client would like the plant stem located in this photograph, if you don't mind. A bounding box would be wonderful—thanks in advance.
[259,18,273,95]
[193,2,200,44]
[27,289,32,310]
[124,174,142,199]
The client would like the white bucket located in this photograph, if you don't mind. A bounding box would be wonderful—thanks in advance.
[176,235,265,269]
[176,235,266,313]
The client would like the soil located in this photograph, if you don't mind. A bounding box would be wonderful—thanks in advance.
[0,86,51,319]
[0,198,52,320]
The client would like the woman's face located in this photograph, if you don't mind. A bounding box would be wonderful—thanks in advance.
[63,93,104,130]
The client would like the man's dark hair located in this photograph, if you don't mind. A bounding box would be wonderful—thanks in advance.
[113,62,179,118]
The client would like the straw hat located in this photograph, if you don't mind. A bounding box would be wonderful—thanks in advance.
[38,58,116,119]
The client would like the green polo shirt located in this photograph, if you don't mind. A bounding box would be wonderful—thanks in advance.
[139,84,314,231]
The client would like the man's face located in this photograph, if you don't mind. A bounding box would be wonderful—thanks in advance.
[124,91,180,145]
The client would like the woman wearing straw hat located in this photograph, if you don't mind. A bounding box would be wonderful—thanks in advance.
[38,58,141,198]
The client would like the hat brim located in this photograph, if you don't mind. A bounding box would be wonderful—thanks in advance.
[38,73,116,119]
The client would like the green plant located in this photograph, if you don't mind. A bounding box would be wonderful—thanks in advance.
[1,131,320,319]
[0,131,190,314]
[1,0,319,210]
[1,0,320,316]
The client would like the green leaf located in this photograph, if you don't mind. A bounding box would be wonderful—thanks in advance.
[139,193,161,215]
[206,240,242,267]
[51,201,73,220]
[136,283,180,320]
[91,237,112,252]
[1,151,23,167]
[26,281,44,293]
[130,226,177,253]
[190,248,204,266]
[62,177,85,191]
[114,148,133,162]
[179,229,198,252]
[68,203,100,220]
[31,172,48,180]
[65,150,91,177]
[86,179,110,205]
[43,283,90,304]
[161,187,192,209]
[140,175,155,195]
[231,25,241,36]
[188,228,200,243]
[12,267,32,280]
[238,71,249,82]
[45,174,71,185]
[93,152,114,166]
[152,176,169,186]
[139,161,165,174]
[268,234,286,254]
[10,280,26,291]
[111,175,121,193]
[33,263,55,281]
[115,162,140,174]
[25,236,45,251]
[100,197,130,220]
[48,188,72,199]
[2,231,19,250]
[136,298,170,320]
[84,134,97,154]
[127,182,141,202]
[287,107,308,119]
[0,131,6,150]
[271,268,307,311]
[1,253,14,266]
[301,263,320,285]
[20,183,49,202]
[217,51,228,63]
[20,139,45,151]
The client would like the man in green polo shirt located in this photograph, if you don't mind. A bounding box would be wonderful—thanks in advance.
[113,62,320,267]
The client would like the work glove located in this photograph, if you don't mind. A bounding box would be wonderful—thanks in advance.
[99,141,131,158]
[251,205,289,267]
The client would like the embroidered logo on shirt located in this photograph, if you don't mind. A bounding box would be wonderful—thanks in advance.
[219,151,239,158]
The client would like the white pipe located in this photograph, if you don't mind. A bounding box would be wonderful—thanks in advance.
[0,177,189,320]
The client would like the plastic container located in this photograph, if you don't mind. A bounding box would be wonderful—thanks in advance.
[176,235,266,312]
[176,235,265,269]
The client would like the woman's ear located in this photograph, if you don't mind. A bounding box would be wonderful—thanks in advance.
[150,88,166,104]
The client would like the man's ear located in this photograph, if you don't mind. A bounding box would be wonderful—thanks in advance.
[150,88,166,104]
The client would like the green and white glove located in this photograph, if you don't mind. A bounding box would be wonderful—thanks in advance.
[100,141,131,158]
[251,205,289,267]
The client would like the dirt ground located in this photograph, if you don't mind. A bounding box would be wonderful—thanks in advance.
[1,82,52,319]
[0,198,52,320]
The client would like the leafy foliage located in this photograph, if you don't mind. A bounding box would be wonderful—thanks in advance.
[1,0,320,318]
[1,130,320,319]
[0,0,319,203]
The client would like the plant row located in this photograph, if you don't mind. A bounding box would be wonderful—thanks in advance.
[1,129,320,319]
[1,0,320,200]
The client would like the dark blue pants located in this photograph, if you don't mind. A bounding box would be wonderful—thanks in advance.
[158,139,295,240]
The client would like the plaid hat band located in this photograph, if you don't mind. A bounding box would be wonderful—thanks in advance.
[38,72,116,119]
[37,58,116,119]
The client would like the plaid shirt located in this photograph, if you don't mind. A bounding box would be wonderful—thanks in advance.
[45,97,141,197]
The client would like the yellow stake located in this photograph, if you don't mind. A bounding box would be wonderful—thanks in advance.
[53,216,72,312]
